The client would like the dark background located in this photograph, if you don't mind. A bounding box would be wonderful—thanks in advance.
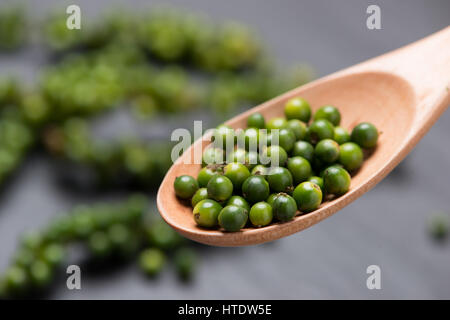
[0,0,449,299]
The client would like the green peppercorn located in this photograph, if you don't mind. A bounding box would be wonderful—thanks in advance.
[247,112,265,129]
[307,119,334,144]
[139,248,166,277]
[29,260,52,287]
[314,139,340,164]
[277,128,296,152]
[287,119,307,140]
[213,125,235,149]
[284,97,311,122]
[202,147,224,166]
[428,213,449,241]
[351,122,378,148]
[244,127,259,150]
[308,176,324,191]
[107,223,131,248]
[218,205,248,231]
[197,167,217,188]
[224,162,250,190]
[42,243,65,267]
[249,202,273,227]
[88,231,112,257]
[173,247,196,281]
[228,148,247,165]
[291,141,314,163]
[266,117,287,131]
[191,188,209,207]
[293,181,322,212]
[272,193,297,222]
[313,105,341,126]
[323,165,351,196]
[4,266,28,293]
[242,175,270,204]
[251,164,268,177]
[267,167,293,193]
[174,175,199,199]
[193,199,222,228]
[339,142,363,171]
[147,220,183,250]
[13,248,35,268]
[246,150,259,170]
[287,156,312,184]
[226,195,250,211]
[261,145,288,167]
[207,175,233,202]
[334,126,351,145]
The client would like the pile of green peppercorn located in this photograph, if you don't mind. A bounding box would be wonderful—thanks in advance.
[0,4,314,298]
[174,97,379,231]
[0,195,196,298]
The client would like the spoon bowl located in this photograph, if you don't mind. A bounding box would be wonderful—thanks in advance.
[157,27,450,246]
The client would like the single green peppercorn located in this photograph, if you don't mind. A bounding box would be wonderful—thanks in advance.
[308,176,324,191]
[244,127,259,150]
[242,175,270,204]
[267,167,293,193]
[42,243,65,267]
[213,125,235,149]
[293,181,322,212]
[88,231,112,257]
[314,139,340,163]
[261,145,288,167]
[287,156,312,184]
[287,119,307,140]
[228,148,247,165]
[247,112,265,129]
[4,266,27,292]
[218,205,248,231]
[174,175,199,199]
[284,97,311,122]
[351,122,378,148]
[277,128,296,152]
[29,260,52,287]
[272,193,297,222]
[191,188,209,207]
[291,141,314,163]
[147,220,183,250]
[266,193,278,207]
[323,165,351,196]
[173,247,196,281]
[193,199,222,228]
[428,213,449,241]
[339,142,363,171]
[207,175,233,201]
[197,167,216,188]
[139,248,166,277]
[266,117,287,131]
[249,202,273,227]
[313,105,341,126]
[334,126,351,145]
[202,147,224,166]
[226,195,250,211]
[224,162,250,190]
[251,164,268,177]
[307,119,334,144]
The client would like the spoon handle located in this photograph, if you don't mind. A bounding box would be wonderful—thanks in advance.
[340,26,450,140]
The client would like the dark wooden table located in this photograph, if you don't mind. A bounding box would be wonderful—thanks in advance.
[0,0,449,299]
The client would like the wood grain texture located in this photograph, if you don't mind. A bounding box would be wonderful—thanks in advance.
[157,27,450,247]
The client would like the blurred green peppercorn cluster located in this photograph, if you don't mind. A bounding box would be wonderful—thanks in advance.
[0,195,195,298]
[0,4,313,298]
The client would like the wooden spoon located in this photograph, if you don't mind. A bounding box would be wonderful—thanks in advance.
[157,27,450,246]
